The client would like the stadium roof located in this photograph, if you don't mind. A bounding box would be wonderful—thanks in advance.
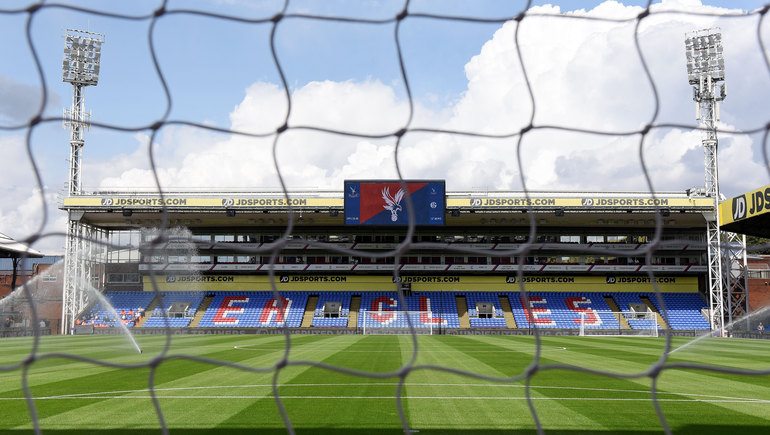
[0,256,61,271]
[61,189,714,231]
[0,232,44,258]
[720,184,770,237]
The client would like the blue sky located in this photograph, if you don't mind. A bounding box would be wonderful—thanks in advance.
[1,0,769,253]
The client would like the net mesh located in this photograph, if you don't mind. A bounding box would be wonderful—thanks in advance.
[2,1,770,434]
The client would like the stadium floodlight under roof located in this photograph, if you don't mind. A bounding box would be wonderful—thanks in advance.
[62,29,104,86]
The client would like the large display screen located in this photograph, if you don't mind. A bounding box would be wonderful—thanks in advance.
[344,180,445,226]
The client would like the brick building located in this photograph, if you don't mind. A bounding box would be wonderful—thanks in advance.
[0,256,63,334]
[747,255,770,312]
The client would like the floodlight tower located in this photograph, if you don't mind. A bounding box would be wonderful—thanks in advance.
[61,29,104,335]
[684,28,747,335]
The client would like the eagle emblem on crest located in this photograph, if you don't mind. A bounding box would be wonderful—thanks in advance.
[382,187,406,222]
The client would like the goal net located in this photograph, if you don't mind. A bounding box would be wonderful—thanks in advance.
[361,310,436,335]
[6,2,767,434]
[579,311,659,337]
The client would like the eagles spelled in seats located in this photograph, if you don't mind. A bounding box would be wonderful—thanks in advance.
[197,292,308,327]
[418,295,446,325]
[365,295,446,326]
[212,296,248,324]
[369,295,397,324]
[93,290,709,330]
[519,296,556,326]
[566,296,602,326]
[259,296,292,323]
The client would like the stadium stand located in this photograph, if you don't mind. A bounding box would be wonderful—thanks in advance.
[84,291,155,328]
[142,291,206,328]
[611,293,664,330]
[196,292,308,327]
[311,292,352,327]
[644,292,710,330]
[510,292,621,330]
[88,290,711,331]
[464,292,507,328]
[358,292,459,330]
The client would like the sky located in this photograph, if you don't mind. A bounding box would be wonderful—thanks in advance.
[1,0,769,254]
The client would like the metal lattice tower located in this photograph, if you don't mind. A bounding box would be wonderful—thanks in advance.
[61,29,104,335]
[685,29,725,335]
[684,28,748,335]
[724,232,749,327]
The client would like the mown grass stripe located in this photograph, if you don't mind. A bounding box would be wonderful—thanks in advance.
[215,334,403,431]
[2,334,770,433]
[402,335,533,431]
[10,335,337,430]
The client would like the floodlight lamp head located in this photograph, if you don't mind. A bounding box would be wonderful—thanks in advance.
[62,29,104,86]
[684,28,725,85]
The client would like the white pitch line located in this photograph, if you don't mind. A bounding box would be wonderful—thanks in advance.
[4,395,768,403]
[3,383,766,404]
[232,345,568,352]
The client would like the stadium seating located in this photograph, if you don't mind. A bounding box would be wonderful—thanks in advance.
[142,291,206,328]
[358,292,460,329]
[509,292,620,329]
[312,291,352,327]
[644,292,710,330]
[85,291,155,327]
[464,292,507,328]
[197,291,308,327]
[91,290,711,331]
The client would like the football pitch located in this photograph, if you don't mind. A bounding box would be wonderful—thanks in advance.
[1,334,768,434]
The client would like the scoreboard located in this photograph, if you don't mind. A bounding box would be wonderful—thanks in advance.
[344,180,445,226]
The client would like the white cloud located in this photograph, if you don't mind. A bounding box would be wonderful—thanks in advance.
[0,187,66,255]
[0,135,67,254]
[89,0,768,201]
[4,0,769,260]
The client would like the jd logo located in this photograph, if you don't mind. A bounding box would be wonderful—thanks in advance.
[165,275,176,283]
[221,198,234,207]
[279,275,289,283]
[582,198,594,206]
[506,276,517,284]
[101,198,113,206]
[606,276,616,284]
[470,198,482,206]
[732,195,747,220]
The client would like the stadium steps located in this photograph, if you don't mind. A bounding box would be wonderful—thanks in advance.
[301,295,319,327]
[639,295,669,329]
[189,295,215,327]
[498,295,517,328]
[135,294,163,328]
[603,295,631,329]
[455,295,470,328]
[347,295,361,328]
[75,299,99,321]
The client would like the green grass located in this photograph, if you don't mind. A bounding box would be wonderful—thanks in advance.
[1,334,769,434]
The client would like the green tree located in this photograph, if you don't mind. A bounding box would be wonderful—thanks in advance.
[745,235,770,254]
